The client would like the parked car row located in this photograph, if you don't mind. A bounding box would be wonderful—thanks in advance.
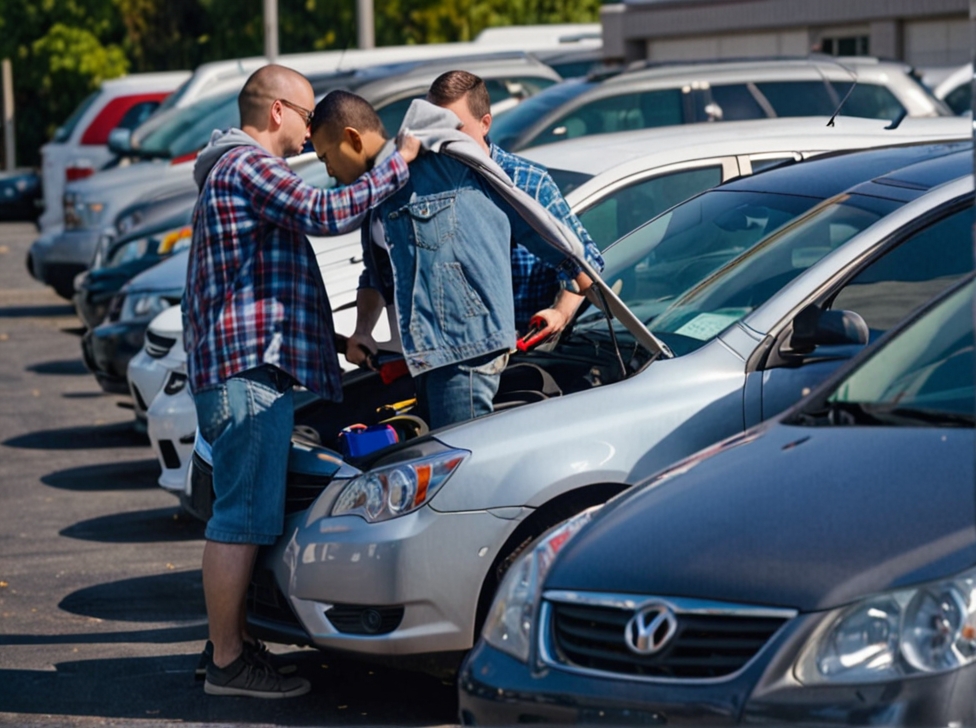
[31,34,976,725]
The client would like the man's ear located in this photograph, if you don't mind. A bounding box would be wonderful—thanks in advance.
[481,113,492,138]
[343,127,364,153]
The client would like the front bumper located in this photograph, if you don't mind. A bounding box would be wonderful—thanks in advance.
[458,630,976,726]
[250,502,519,656]
[31,228,100,277]
[146,377,196,492]
[81,320,147,394]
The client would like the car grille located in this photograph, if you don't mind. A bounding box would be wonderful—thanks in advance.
[248,564,304,631]
[285,472,334,515]
[545,597,789,680]
[145,330,177,358]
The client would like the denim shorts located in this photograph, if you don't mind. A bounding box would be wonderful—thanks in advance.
[193,365,294,545]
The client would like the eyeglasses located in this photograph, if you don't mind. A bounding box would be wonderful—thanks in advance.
[279,98,313,127]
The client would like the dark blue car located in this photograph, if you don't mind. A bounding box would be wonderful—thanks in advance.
[460,273,976,726]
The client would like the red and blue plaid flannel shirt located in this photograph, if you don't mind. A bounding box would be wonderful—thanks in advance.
[184,143,409,399]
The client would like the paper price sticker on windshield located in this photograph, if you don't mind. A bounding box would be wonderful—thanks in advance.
[673,311,747,341]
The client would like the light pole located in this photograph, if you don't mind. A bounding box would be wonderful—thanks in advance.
[357,0,375,49]
[264,0,279,61]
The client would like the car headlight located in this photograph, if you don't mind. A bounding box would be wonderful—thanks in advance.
[330,449,468,522]
[156,225,192,255]
[105,237,151,268]
[120,288,183,322]
[795,568,976,684]
[481,505,601,663]
[64,197,106,230]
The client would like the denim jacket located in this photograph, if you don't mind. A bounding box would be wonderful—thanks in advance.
[360,101,591,376]
[362,150,515,375]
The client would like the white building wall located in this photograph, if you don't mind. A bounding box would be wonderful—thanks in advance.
[904,18,971,66]
[647,30,809,61]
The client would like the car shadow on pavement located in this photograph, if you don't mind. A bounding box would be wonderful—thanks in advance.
[27,358,90,375]
[59,570,206,623]
[0,651,459,725]
[42,458,161,492]
[4,420,149,449]
[61,506,205,543]
[0,625,208,649]
[0,303,75,318]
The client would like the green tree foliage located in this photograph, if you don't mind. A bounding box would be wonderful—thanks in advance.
[1,0,600,166]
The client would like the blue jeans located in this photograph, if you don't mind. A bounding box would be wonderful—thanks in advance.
[414,351,508,430]
[193,365,294,545]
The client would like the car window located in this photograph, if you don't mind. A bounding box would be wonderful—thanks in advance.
[943,82,972,116]
[754,81,837,117]
[547,168,593,196]
[490,79,594,150]
[484,77,556,104]
[136,91,238,159]
[532,88,685,148]
[53,91,99,143]
[749,156,797,172]
[116,100,160,131]
[649,194,902,356]
[829,205,975,333]
[823,278,974,420]
[580,189,819,329]
[830,82,906,120]
[376,96,417,136]
[577,165,724,250]
[709,84,767,121]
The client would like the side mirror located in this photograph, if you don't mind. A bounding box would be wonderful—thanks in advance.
[791,304,869,351]
[107,127,132,155]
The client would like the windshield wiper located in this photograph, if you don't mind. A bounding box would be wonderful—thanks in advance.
[803,400,974,428]
[863,404,975,428]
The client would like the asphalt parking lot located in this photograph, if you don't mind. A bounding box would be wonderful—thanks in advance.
[0,222,458,727]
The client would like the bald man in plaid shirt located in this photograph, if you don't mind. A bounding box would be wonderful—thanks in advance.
[184,65,419,699]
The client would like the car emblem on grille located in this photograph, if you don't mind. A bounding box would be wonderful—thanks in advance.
[625,603,678,655]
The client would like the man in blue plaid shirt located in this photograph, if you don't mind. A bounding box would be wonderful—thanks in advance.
[426,71,604,340]
[184,65,419,699]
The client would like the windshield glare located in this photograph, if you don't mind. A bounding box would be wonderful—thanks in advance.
[134,91,238,158]
[490,79,593,149]
[825,280,974,418]
[576,189,820,331]
[648,194,901,356]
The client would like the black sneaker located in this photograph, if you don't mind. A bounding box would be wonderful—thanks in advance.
[195,640,297,680]
[204,651,310,699]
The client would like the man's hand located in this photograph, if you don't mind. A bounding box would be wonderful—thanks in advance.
[529,307,570,340]
[345,332,379,369]
[396,132,422,164]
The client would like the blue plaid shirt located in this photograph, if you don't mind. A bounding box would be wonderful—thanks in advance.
[185,143,409,399]
[491,143,604,332]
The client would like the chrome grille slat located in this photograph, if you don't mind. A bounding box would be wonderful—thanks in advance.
[541,592,794,683]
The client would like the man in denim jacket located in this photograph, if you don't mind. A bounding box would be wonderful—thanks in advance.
[311,91,588,429]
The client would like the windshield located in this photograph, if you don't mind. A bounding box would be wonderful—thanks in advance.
[490,79,593,149]
[53,91,99,143]
[575,189,822,333]
[805,279,974,425]
[133,91,238,159]
[648,193,902,356]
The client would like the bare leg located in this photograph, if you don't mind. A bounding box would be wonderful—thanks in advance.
[203,540,258,668]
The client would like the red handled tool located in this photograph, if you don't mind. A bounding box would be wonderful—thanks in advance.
[516,315,550,353]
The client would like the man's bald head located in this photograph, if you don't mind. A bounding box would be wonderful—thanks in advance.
[239,64,312,130]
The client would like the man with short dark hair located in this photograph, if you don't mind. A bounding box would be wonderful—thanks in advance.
[184,65,419,698]
[311,90,516,428]
[426,70,603,339]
